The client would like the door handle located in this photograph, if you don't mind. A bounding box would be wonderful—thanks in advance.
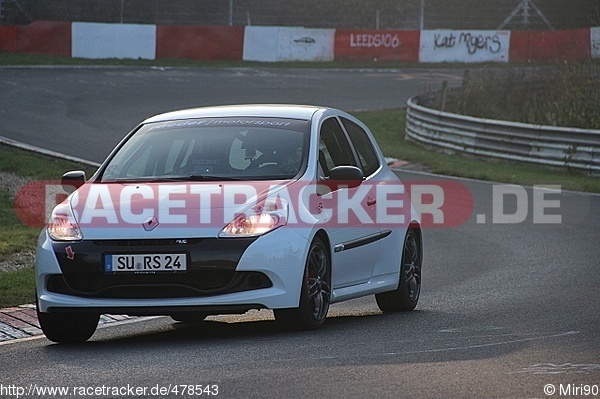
[366,198,377,206]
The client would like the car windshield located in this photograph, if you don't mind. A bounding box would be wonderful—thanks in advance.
[100,117,310,182]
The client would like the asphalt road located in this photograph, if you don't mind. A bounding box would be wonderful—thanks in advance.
[0,67,598,398]
[0,66,463,163]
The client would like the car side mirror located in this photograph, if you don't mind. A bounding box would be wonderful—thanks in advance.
[327,165,363,189]
[61,170,86,194]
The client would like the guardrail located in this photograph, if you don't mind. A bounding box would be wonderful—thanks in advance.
[405,95,600,175]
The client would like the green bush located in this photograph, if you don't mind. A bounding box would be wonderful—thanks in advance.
[431,61,600,130]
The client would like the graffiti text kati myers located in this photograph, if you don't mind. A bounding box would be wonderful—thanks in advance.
[434,32,502,54]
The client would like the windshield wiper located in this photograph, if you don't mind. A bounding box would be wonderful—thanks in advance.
[186,174,241,181]
[103,177,161,183]
[104,174,242,183]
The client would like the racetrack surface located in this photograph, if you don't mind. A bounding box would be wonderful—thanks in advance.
[0,66,463,163]
[0,67,598,398]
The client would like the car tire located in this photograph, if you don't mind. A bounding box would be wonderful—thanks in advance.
[37,306,99,343]
[376,229,422,312]
[274,237,331,330]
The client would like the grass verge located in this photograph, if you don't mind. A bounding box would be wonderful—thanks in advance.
[0,52,413,69]
[0,144,97,308]
[0,52,537,70]
[0,145,97,259]
[0,267,36,309]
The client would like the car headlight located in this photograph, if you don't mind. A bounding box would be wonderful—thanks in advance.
[48,202,83,241]
[219,199,288,238]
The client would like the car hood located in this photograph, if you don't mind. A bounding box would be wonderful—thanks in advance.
[69,180,294,240]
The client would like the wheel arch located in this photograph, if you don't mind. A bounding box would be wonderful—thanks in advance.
[408,220,423,262]
[313,228,332,284]
[313,229,331,258]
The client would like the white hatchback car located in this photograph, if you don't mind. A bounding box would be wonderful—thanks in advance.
[36,105,423,343]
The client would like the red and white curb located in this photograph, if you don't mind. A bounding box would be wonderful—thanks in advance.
[0,304,139,344]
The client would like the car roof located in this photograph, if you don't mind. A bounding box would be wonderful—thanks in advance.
[143,104,326,124]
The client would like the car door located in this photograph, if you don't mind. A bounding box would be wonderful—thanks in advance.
[318,117,381,289]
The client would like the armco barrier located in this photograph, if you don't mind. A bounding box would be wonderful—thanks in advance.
[405,96,600,174]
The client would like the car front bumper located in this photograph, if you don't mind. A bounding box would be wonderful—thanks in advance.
[36,228,310,314]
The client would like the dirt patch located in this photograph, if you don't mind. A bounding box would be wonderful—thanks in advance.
[0,171,31,199]
[0,251,35,273]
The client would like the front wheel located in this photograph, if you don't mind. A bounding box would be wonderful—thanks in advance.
[376,229,422,312]
[37,307,99,343]
[274,237,331,330]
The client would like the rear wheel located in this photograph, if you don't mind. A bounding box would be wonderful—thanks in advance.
[275,237,331,330]
[37,306,99,343]
[376,229,422,312]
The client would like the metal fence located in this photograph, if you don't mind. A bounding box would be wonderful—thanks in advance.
[2,0,599,29]
[406,95,600,175]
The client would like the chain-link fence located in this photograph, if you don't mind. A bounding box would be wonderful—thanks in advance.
[2,0,599,29]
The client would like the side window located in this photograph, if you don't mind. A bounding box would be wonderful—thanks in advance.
[341,117,381,177]
[318,118,356,177]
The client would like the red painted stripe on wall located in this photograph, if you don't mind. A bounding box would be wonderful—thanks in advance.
[1,22,595,63]
[334,30,420,61]
[17,21,71,56]
[156,25,244,60]
[0,26,18,52]
[510,28,590,62]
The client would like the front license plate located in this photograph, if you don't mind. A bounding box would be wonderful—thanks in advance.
[104,254,187,273]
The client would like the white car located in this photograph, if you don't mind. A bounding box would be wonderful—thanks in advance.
[36,104,423,343]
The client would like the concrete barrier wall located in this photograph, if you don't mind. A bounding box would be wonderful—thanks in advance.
[15,21,71,56]
[334,30,420,61]
[156,25,244,60]
[243,26,335,62]
[72,22,156,59]
[592,27,600,59]
[0,26,18,52]
[1,21,598,63]
[510,28,591,61]
[419,30,510,63]
[277,27,335,62]
[242,26,279,62]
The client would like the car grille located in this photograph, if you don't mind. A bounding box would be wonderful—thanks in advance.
[46,271,272,298]
[49,237,272,299]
